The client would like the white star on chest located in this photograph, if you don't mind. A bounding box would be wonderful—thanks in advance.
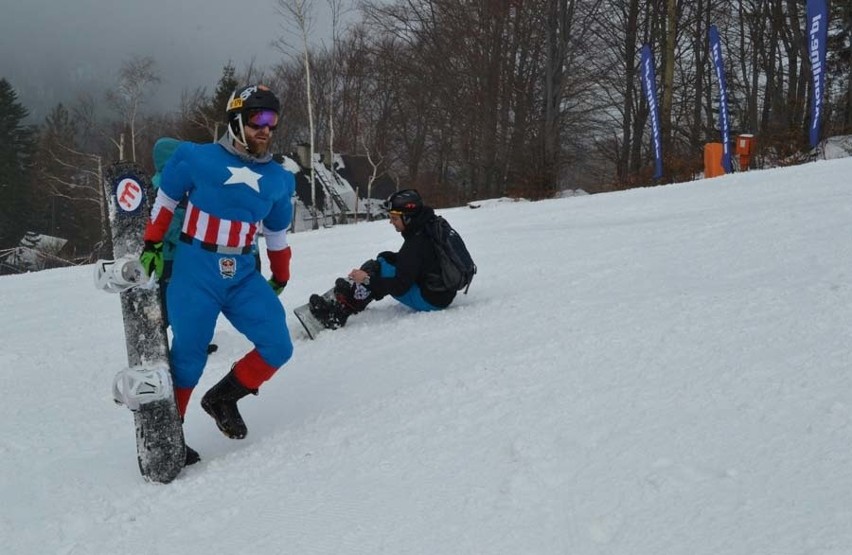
[224,166,262,192]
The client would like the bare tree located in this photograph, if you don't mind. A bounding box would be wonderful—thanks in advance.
[105,56,161,162]
[276,0,320,229]
[834,0,852,133]
[180,87,220,141]
[34,102,109,257]
[587,0,696,184]
[325,0,352,171]
[661,0,679,164]
[359,126,386,220]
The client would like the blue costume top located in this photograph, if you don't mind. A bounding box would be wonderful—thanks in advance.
[147,138,296,390]
[159,141,294,236]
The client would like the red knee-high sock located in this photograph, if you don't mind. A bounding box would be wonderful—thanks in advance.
[232,349,278,391]
[175,387,193,418]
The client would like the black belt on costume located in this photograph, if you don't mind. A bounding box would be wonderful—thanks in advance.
[179,233,253,255]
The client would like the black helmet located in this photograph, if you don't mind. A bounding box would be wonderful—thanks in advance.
[226,84,281,150]
[226,84,280,116]
[383,189,423,226]
[384,189,422,213]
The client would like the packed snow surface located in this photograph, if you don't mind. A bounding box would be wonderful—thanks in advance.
[3,158,852,554]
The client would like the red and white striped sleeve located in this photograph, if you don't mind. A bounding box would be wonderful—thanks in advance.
[143,188,179,243]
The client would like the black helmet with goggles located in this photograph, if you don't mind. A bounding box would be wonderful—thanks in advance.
[226,84,281,152]
[383,189,423,225]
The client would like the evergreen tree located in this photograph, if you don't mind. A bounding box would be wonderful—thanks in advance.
[179,62,240,142]
[0,78,37,249]
[209,61,240,132]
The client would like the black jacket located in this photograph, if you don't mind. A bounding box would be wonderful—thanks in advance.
[369,207,456,308]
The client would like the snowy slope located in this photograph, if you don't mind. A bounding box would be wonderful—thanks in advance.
[3,158,852,554]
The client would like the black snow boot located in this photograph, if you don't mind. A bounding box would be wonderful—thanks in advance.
[200,370,256,439]
[185,443,201,466]
[179,416,201,466]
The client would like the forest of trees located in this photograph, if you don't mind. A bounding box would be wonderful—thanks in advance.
[1,0,850,264]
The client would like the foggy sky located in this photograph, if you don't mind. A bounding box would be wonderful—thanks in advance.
[0,0,335,120]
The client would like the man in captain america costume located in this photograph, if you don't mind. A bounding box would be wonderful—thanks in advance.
[139,84,295,465]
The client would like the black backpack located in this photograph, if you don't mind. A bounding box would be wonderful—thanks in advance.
[423,216,477,294]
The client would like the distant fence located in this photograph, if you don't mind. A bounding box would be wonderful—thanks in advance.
[0,247,85,276]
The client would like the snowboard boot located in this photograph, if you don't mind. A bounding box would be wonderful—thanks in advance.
[200,370,256,439]
[333,277,373,313]
[309,291,355,330]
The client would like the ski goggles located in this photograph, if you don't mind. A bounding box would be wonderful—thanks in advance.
[383,189,421,213]
[245,109,279,131]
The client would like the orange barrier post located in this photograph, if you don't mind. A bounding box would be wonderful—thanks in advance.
[704,143,725,178]
[736,134,755,170]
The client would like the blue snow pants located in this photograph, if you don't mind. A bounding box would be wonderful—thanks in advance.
[377,256,441,312]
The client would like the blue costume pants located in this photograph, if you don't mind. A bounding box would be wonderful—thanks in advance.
[167,242,292,389]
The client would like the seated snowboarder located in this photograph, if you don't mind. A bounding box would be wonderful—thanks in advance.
[309,189,457,328]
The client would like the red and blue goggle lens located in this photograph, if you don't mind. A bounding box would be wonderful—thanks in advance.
[245,110,279,131]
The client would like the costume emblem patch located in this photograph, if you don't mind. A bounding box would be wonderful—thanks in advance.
[219,257,236,279]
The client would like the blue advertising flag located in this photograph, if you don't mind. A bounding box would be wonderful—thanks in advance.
[806,0,828,149]
[708,25,732,173]
[640,44,663,179]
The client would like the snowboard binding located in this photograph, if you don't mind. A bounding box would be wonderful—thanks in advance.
[95,256,155,293]
[112,366,174,411]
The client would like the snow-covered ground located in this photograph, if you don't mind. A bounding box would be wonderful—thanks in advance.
[3,158,852,554]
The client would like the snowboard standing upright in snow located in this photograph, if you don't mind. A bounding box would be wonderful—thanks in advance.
[100,161,186,483]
